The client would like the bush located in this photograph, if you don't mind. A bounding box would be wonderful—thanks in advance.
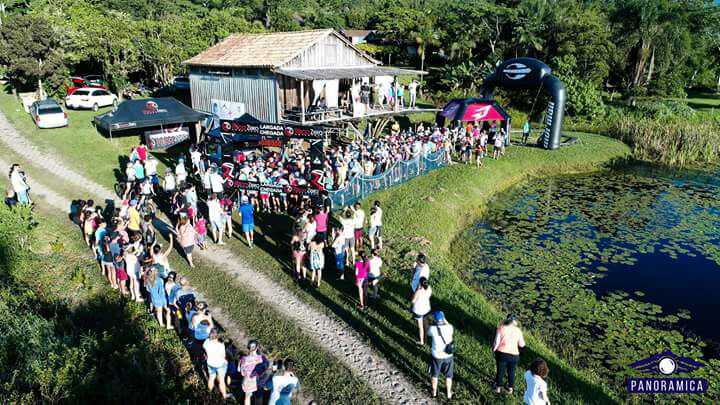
[607,115,720,166]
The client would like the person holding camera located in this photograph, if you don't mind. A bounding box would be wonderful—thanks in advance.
[427,310,454,399]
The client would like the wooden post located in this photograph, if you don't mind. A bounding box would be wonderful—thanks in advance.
[300,80,306,124]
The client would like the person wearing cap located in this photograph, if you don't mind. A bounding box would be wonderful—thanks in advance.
[427,310,454,399]
[493,314,526,394]
[203,328,233,400]
[239,195,255,248]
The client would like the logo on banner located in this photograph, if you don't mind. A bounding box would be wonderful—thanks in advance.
[626,351,707,394]
[503,63,532,80]
[142,101,167,115]
[470,105,492,121]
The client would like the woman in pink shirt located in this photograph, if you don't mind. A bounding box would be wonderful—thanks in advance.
[355,251,369,310]
[314,207,329,242]
[493,314,526,394]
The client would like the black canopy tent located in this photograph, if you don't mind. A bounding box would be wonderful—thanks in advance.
[94,97,207,140]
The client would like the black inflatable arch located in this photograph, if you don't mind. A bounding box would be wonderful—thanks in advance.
[480,57,566,150]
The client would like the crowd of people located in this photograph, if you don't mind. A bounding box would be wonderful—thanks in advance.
[65,155,301,403]
[2,111,553,403]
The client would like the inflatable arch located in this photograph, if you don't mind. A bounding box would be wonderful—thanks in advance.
[480,57,567,150]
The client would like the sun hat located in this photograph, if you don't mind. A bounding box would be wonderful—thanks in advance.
[241,195,249,203]
[130,199,138,206]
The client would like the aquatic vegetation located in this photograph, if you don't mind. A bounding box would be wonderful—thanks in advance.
[461,166,720,396]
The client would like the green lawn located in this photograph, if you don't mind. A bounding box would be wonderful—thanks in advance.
[0,91,378,404]
[0,87,634,402]
[679,90,720,112]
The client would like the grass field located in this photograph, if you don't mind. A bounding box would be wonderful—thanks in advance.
[0,88,633,402]
[674,90,720,112]
[0,91,378,404]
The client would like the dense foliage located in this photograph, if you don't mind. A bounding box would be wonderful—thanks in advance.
[0,206,203,403]
[0,0,717,103]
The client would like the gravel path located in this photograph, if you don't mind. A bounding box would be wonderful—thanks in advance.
[0,111,430,404]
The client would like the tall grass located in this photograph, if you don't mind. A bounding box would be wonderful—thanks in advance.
[607,116,720,166]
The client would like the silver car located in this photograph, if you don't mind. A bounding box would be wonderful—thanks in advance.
[30,99,68,129]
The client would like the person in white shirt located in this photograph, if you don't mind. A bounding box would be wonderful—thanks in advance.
[269,358,300,405]
[9,164,31,204]
[203,329,232,400]
[175,158,188,186]
[202,167,213,197]
[145,156,159,189]
[368,249,383,299]
[163,168,176,193]
[351,202,366,251]
[190,146,203,176]
[524,359,550,405]
[340,209,356,266]
[408,79,419,108]
[427,311,454,399]
[210,168,225,199]
[207,194,224,245]
[411,253,430,292]
[411,277,432,344]
[369,200,383,249]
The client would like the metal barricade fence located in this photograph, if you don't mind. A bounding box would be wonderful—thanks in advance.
[328,148,449,208]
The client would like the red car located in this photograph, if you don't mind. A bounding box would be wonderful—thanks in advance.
[65,76,108,95]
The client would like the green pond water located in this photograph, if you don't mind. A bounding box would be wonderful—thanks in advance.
[462,164,720,392]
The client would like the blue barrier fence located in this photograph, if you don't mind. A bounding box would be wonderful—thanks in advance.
[328,148,449,208]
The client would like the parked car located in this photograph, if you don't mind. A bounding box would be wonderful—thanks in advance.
[66,76,107,95]
[84,75,107,87]
[173,76,190,90]
[65,88,118,111]
[30,99,68,129]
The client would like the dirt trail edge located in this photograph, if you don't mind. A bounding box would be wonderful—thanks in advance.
[0,111,431,404]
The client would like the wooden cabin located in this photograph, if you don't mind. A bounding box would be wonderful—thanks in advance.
[183,29,432,125]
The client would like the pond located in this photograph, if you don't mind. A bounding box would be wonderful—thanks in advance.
[461,164,720,390]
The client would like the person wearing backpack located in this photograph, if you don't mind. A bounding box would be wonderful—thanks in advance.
[427,310,454,399]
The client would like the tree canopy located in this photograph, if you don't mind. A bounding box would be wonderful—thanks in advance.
[0,0,717,105]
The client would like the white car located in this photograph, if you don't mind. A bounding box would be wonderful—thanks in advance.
[30,99,68,129]
[65,87,118,111]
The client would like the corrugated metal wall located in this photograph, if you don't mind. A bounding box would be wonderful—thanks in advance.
[190,73,278,122]
[283,34,375,69]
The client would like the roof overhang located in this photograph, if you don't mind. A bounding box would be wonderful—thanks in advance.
[274,66,426,81]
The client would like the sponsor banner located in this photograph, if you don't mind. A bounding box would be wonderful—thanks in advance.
[220,120,324,140]
[208,99,246,130]
[230,180,320,197]
[145,129,190,150]
[461,103,506,122]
